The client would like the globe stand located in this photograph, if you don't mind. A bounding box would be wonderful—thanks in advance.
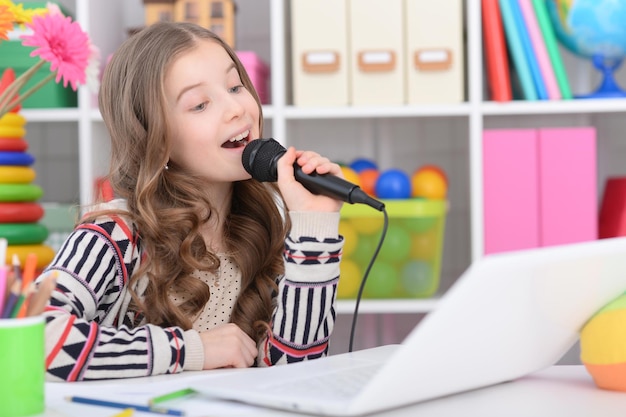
[577,55,626,99]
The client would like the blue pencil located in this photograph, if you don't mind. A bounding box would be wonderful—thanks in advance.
[1,279,20,319]
[65,396,185,416]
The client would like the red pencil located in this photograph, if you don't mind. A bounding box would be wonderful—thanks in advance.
[16,253,37,318]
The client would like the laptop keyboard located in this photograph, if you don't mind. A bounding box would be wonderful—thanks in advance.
[261,363,382,400]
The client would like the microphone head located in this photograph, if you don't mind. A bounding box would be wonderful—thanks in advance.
[242,138,286,182]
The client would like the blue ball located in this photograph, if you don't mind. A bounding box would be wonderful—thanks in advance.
[349,158,378,173]
[375,169,412,199]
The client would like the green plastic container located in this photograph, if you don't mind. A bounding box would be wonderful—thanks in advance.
[339,199,447,299]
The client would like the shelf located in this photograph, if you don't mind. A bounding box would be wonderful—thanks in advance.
[481,98,626,116]
[283,104,472,120]
[21,108,80,122]
[336,298,440,315]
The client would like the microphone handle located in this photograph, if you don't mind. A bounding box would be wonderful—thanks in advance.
[293,165,385,211]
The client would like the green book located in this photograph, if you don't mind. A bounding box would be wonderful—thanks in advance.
[531,0,573,99]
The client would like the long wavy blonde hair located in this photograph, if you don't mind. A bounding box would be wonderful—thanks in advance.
[96,21,287,343]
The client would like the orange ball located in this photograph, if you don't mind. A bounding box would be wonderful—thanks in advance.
[412,167,447,199]
[417,164,448,185]
[358,168,380,196]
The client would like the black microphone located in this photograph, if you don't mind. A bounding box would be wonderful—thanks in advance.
[242,138,385,211]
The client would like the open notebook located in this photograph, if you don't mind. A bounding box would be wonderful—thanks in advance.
[191,237,626,416]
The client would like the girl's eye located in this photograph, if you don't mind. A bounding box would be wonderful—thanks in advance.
[192,102,207,111]
[229,85,244,94]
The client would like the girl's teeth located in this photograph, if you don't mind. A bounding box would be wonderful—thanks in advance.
[230,130,249,142]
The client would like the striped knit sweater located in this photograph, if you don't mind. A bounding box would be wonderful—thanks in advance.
[41,200,342,381]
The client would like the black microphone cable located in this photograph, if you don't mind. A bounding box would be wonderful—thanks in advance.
[348,206,389,353]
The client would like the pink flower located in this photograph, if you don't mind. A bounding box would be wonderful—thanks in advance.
[20,12,90,91]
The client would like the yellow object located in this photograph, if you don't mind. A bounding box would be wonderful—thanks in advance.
[110,409,134,417]
[5,244,56,269]
[338,220,357,257]
[0,166,36,183]
[338,259,361,299]
[0,112,26,127]
[411,169,447,200]
[0,125,26,138]
[340,166,361,187]
[580,293,626,391]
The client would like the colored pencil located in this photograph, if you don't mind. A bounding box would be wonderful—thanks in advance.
[65,396,185,416]
[0,265,7,315]
[149,388,196,406]
[110,409,134,417]
[16,253,38,318]
[0,237,6,267]
[20,252,37,291]
[1,279,21,318]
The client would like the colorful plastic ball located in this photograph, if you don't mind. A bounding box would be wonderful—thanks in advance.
[349,158,378,173]
[417,164,448,185]
[580,293,626,392]
[349,216,383,236]
[379,224,411,263]
[338,259,361,299]
[401,260,434,297]
[340,166,361,187]
[351,234,378,265]
[358,168,380,197]
[375,169,412,199]
[412,167,447,200]
[338,220,358,257]
[409,228,439,261]
[363,261,397,298]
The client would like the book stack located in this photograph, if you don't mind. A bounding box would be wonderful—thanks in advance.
[482,0,572,102]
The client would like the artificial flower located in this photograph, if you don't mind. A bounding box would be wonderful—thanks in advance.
[0,5,12,40]
[0,1,97,118]
[21,12,91,90]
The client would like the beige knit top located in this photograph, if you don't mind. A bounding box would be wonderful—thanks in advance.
[169,254,242,331]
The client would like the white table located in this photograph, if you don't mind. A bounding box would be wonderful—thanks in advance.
[40,364,626,417]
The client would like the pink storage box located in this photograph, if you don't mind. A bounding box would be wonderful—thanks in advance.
[236,51,270,104]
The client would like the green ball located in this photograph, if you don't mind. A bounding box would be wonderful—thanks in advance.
[364,261,397,298]
[352,234,377,266]
[401,260,434,297]
[379,224,411,263]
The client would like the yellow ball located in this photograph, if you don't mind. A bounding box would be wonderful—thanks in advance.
[409,229,439,261]
[412,168,447,200]
[338,259,361,299]
[340,166,361,187]
[580,293,626,392]
[338,220,358,257]
[349,216,383,235]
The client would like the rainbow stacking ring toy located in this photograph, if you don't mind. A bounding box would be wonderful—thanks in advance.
[0,152,35,166]
[0,202,44,223]
[0,125,26,138]
[0,138,28,151]
[0,223,48,245]
[0,184,43,202]
[0,166,36,184]
[5,244,56,269]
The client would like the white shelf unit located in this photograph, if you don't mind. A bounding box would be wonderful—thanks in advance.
[18,0,626,318]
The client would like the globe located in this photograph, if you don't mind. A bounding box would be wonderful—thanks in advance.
[547,0,626,98]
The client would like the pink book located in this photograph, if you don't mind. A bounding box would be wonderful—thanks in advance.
[483,129,540,254]
[538,127,597,245]
[518,0,561,100]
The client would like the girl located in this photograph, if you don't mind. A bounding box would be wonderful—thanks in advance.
[41,21,344,381]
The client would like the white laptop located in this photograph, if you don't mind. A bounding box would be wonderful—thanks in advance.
[191,237,626,416]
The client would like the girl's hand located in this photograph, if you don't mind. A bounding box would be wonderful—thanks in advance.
[275,146,344,213]
[199,323,257,369]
